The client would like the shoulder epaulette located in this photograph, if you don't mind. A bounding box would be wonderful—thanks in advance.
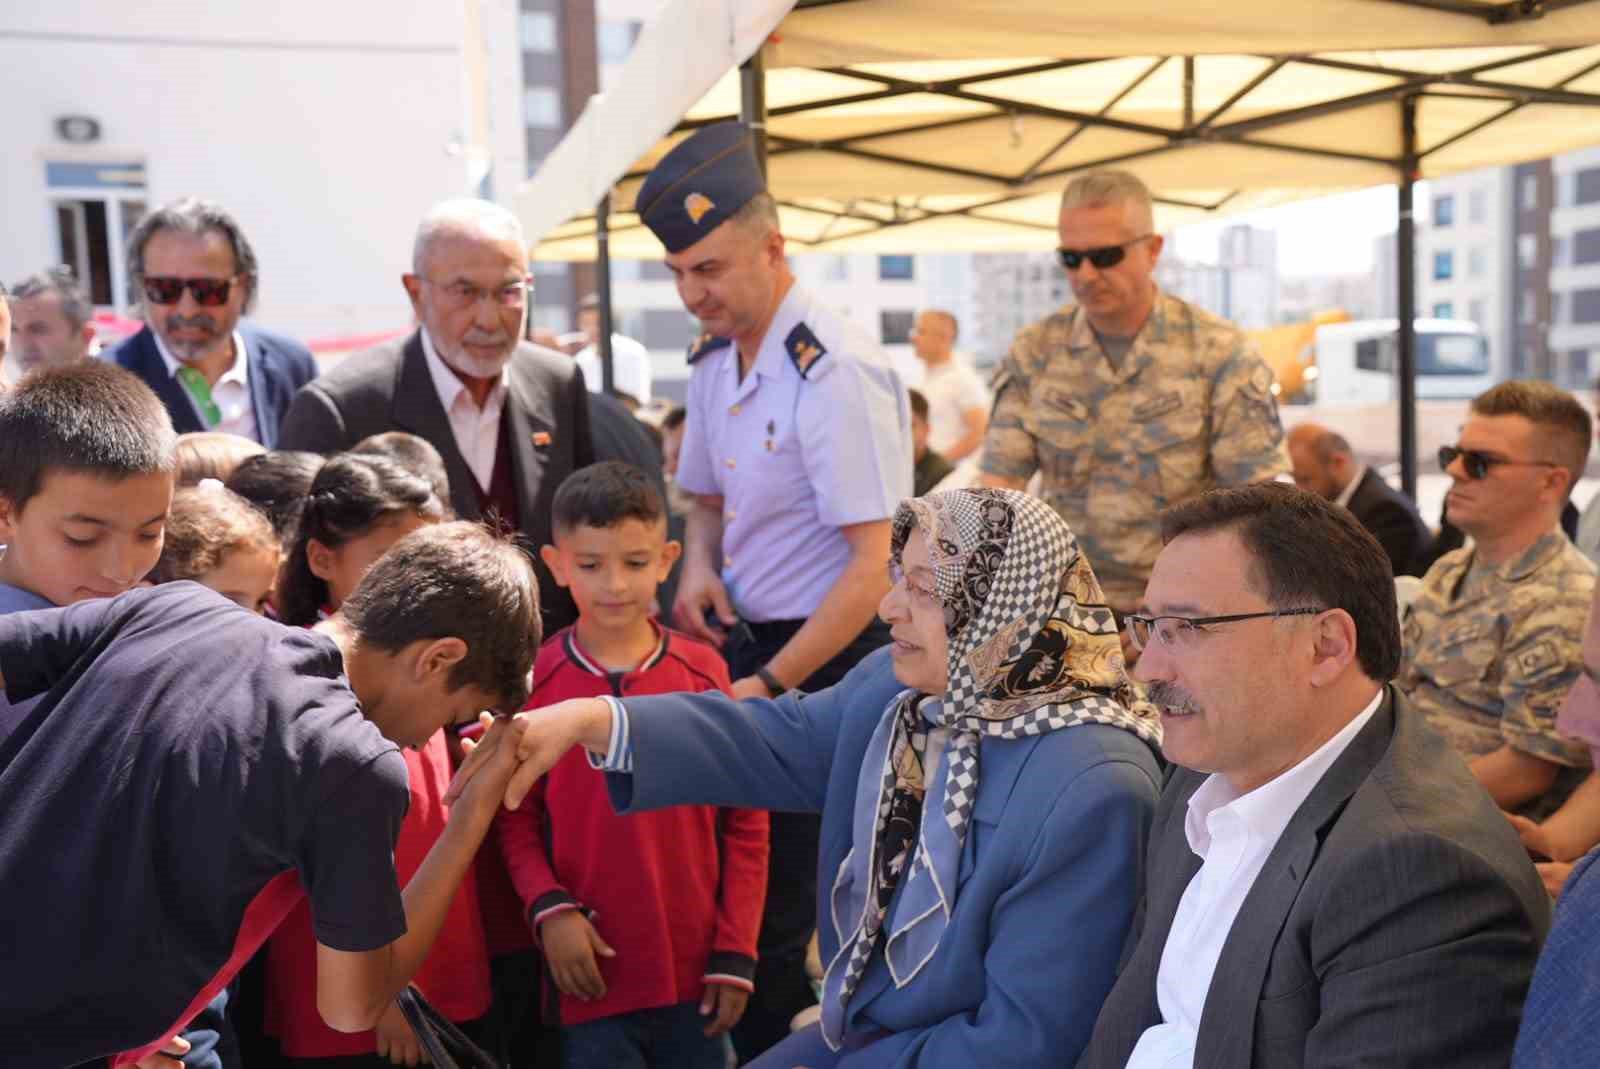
[785,322,828,380]
[687,332,732,365]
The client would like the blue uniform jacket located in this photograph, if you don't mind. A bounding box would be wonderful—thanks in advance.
[607,646,1162,1068]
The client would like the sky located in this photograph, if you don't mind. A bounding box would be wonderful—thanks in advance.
[1170,182,1431,277]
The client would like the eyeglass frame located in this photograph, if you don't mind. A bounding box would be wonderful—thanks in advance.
[415,275,535,308]
[1056,234,1155,272]
[140,274,246,307]
[1123,606,1324,651]
[887,559,940,605]
[1437,444,1562,481]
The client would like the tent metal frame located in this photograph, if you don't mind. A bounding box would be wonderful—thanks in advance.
[586,0,1600,498]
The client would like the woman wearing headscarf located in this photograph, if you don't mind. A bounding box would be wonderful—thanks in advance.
[505,488,1163,1067]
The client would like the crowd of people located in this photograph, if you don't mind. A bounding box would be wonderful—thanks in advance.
[3,117,1600,1069]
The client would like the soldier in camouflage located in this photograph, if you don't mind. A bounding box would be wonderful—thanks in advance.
[1397,380,1596,821]
[978,170,1286,617]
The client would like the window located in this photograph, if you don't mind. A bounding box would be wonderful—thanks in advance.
[1576,228,1600,267]
[1522,173,1540,211]
[520,11,557,52]
[1468,298,1485,326]
[1468,246,1485,278]
[880,309,916,344]
[1356,338,1389,373]
[1573,350,1593,385]
[1521,289,1537,325]
[1432,302,1454,319]
[1517,233,1537,270]
[1578,167,1600,206]
[1553,292,1564,325]
[878,255,914,281]
[1553,237,1568,268]
[1574,288,1600,325]
[45,160,147,310]
[1433,194,1455,227]
[523,87,562,128]
[1469,188,1487,223]
[1433,250,1453,281]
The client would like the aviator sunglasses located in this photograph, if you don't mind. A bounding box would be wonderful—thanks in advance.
[142,275,241,307]
[1438,444,1562,481]
[1056,234,1154,271]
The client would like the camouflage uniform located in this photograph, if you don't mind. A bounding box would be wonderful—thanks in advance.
[979,290,1287,613]
[1398,530,1596,820]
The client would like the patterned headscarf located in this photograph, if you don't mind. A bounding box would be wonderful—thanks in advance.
[820,488,1160,1049]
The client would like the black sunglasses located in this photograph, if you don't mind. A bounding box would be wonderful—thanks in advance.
[1438,444,1562,481]
[1056,234,1153,271]
[142,275,239,307]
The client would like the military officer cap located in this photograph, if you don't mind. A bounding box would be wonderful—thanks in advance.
[636,122,766,253]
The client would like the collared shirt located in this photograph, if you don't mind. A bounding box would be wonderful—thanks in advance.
[420,328,508,493]
[1398,529,1595,819]
[1126,691,1383,1069]
[1334,463,1368,511]
[917,355,990,456]
[675,283,911,621]
[980,289,1286,613]
[576,333,653,405]
[152,328,258,442]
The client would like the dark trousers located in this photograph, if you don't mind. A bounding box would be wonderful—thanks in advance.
[722,616,890,1063]
[560,1003,729,1069]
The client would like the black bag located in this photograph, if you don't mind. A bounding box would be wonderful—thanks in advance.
[394,986,503,1069]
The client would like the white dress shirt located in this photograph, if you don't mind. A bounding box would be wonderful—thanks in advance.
[1126,690,1383,1069]
[420,328,508,493]
[1334,463,1368,511]
[153,329,258,442]
[576,333,652,405]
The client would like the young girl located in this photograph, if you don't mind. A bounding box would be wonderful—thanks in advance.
[264,452,495,1066]
[150,482,281,615]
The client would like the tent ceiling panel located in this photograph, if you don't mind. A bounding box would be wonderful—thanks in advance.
[1241,101,1406,160]
[1420,100,1600,173]
[837,116,1166,184]
[1470,42,1600,84]
[764,92,995,141]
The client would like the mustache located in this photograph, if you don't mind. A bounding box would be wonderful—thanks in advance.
[1146,680,1200,714]
[166,314,221,333]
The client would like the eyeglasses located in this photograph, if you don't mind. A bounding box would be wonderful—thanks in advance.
[1124,607,1323,651]
[141,275,241,307]
[1056,235,1154,272]
[888,560,940,605]
[1437,444,1562,481]
[418,276,533,308]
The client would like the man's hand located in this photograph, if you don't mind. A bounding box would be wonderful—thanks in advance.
[673,563,736,646]
[1505,812,1560,862]
[505,698,615,810]
[729,676,772,701]
[374,1002,428,1066]
[131,1035,191,1069]
[1537,861,1575,899]
[441,713,524,816]
[699,982,751,1036]
[542,911,615,1002]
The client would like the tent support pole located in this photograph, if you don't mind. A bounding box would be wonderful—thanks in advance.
[1397,95,1419,502]
[741,49,769,178]
[596,190,615,395]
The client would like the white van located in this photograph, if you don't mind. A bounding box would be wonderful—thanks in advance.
[1309,318,1494,405]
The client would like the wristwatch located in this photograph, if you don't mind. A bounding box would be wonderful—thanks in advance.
[756,666,787,696]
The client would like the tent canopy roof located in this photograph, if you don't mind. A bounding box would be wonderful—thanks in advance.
[521,0,1600,260]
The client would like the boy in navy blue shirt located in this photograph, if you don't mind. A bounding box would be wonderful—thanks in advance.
[0,521,544,1069]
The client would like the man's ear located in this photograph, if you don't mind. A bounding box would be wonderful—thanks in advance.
[0,495,18,544]
[540,544,570,588]
[1308,608,1359,687]
[401,273,425,318]
[413,636,468,684]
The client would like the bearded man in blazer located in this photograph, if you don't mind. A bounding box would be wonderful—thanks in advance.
[279,199,593,634]
[1287,422,1431,577]
[1079,482,1548,1069]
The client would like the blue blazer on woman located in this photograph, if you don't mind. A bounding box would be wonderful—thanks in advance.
[606,646,1162,1068]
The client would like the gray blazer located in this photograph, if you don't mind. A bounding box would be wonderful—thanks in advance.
[278,330,594,634]
[1078,688,1549,1069]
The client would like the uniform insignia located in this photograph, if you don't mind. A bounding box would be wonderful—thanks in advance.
[531,431,552,448]
[1247,364,1275,396]
[687,331,732,365]
[685,192,715,224]
[1516,640,1561,680]
[785,323,828,379]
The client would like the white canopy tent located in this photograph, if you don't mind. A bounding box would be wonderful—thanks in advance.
[514,0,1600,492]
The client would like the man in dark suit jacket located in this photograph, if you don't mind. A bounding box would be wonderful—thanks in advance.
[278,199,593,636]
[1080,482,1548,1069]
[111,197,316,446]
[1288,422,1431,576]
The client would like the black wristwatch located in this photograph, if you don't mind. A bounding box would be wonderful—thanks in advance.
[756,666,787,696]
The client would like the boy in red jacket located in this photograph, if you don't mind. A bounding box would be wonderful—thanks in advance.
[498,461,769,1068]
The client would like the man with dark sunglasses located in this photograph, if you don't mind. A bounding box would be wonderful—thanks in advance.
[110,197,316,446]
[978,169,1285,619]
[1397,380,1596,823]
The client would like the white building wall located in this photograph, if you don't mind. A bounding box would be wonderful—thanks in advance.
[0,3,475,342]
[1550,146,1600,386]
[1415,167,1512,378]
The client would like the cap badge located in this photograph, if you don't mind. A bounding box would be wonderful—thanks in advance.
[685,192,715,224]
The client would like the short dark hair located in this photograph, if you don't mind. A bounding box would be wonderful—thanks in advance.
[175,431,265,487]
[552,461,666,536]
[908,388,930,422]
[278,453,446,626]
[1159,481,1402,681]
[225,450,322,543]
[342,521,540,713]
[351,431,452,507]
[151,485,279,585]
[1471,380,1593,495]
[9,266,92,330]
[127,197,260,314]
[0,362,177,511]
[661,404,687,433]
